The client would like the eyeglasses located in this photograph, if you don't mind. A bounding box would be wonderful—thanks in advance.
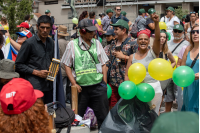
[173,30,182,33]
[190,11,196,14]
[116,9,121,11]
[191,30,199,34]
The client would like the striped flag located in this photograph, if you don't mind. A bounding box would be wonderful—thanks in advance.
[1,36,18,61]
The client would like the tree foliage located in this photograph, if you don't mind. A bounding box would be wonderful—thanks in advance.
[0,0,33,34]
[175,6,189,20]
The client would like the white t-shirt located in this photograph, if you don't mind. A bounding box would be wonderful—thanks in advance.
[160,16,168,23]
[166,16,180,30]
[168,40,189,56]
[166,16,180,40]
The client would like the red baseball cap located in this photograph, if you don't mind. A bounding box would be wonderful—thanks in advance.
[17,22,29,29]
[0,78,44,115]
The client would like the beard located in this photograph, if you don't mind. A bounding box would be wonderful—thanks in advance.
[174,34,184,40]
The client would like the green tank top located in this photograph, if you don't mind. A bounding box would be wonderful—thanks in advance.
[73,38,103,86]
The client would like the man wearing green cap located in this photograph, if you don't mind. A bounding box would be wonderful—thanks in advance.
[165,24,189,112]
[101,9,114,47]
[45,9,51,17]
[135,8,146,31]
[120,11,127,17]
[146,8,156,35]
[106,19,137,108]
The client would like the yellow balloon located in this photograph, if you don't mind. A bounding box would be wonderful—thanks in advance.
[3,25,9,30]
[96,19,101,26]
[169,55,178,70]
[128,63,146,84]
[148,58,173,81]
[159,22,167,30]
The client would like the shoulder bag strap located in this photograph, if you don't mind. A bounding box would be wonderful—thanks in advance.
[171,40,185,54]
[190,22,192,29]
[190,53,199,68]
[81,39,97,64]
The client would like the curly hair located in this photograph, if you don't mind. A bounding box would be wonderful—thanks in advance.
[78,11,88,22]
[1,17,7,25]
[0,99,50,133]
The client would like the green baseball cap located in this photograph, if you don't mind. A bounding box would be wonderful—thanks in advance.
[110,19,129,30]
[182,15,187,19]
[45,9,51,14]
[120,11,127,16]
[139,9,146,14]
[106,9,113,14]
[148,8,156,15]
[173,24,184,31]
[166,6,175,12]
[150,112,199,133]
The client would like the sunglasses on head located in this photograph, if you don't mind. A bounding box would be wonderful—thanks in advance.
[116,9,121,11]
[173,30,182,33]
[191,30,199,34]
[190,11,196,14]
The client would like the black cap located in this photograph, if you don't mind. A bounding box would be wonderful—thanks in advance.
[104,29,115,36]
[99,13,106,17]
[78,18,97,31]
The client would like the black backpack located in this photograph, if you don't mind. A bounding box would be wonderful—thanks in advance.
[47,101,75,133]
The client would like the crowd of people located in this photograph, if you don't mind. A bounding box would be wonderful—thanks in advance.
[0,5,199,133]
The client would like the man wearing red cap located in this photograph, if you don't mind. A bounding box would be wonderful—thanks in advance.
[17,22,30,32]
[6,30,32,52]
[0,78,50,133]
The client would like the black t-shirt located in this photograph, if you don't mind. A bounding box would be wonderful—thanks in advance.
[146,18,154,35]
[0,49,4,60]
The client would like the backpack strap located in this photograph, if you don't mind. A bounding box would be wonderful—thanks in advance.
[190,53,199,68]
[171,40,185,54]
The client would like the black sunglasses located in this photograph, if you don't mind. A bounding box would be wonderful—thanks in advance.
[191,30,199,34]
[190,11,196,14]
[173,30,182,33]
[116,9,121,11]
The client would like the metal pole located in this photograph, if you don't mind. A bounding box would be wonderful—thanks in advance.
[137,0,138,17]
[121,0,122,9]
[103,0,104,13]
[53,30,58,109]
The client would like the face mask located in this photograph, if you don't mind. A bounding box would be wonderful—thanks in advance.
[107,39,114,44]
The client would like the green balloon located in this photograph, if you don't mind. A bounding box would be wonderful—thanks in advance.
[172,66,195,87]
[107,84,112,99]
[167,32,171,41]
[136,83,155,102]
[118,81,137,100]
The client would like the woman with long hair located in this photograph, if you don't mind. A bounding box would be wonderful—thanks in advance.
[184,12,197,41]
[0,78,50,133]
[78,11,89,22]
[0,17,9,30]
[159,30,175,114]
[89,12,105,39]
[125,13,162,115]
[181,24,199,114]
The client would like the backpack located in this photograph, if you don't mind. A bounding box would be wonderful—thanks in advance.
[130,18,143,38]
